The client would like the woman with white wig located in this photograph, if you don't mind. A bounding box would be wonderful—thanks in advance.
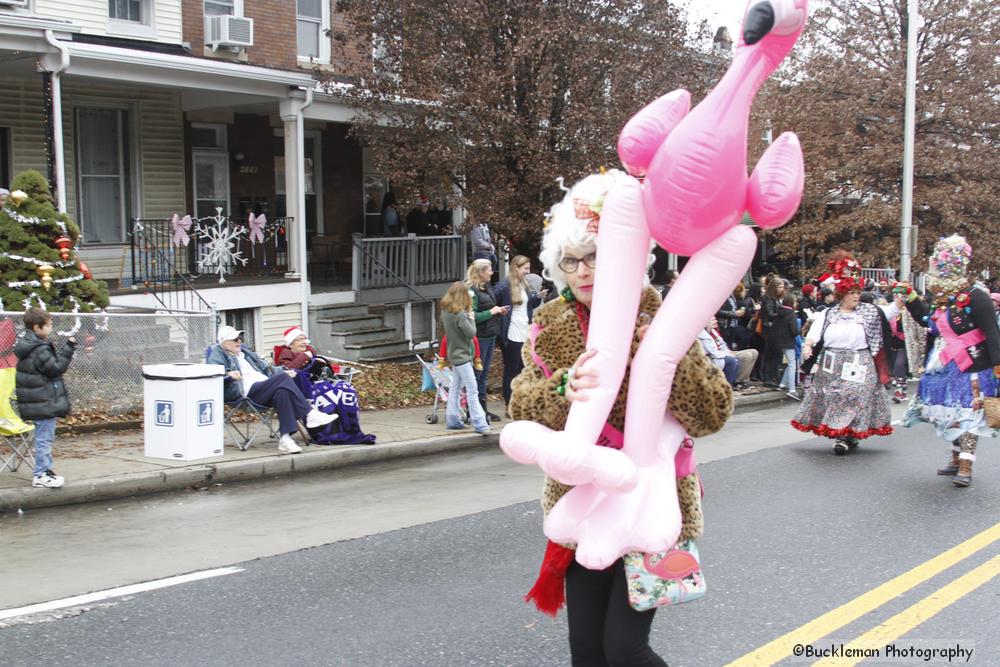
[508,170,732,665]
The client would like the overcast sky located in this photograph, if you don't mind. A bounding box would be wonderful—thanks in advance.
[684,0,749,44]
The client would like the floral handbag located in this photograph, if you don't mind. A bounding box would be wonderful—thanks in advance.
[623,539,706,612]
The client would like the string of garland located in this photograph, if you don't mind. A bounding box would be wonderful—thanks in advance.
[8,273,86,288]
[2,205,69,235]
[0,251,77,269]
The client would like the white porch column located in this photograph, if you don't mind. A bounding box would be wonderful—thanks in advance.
[279,87,314,335]
[42,31,70,214]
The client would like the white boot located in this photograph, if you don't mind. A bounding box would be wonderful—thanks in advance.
[278,434,302,454]
[306,409,337,429]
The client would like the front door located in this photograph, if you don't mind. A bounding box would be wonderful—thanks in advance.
[192,151,230,219]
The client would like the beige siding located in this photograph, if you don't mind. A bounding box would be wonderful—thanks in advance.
[260,304,304,359]
[0,76,185,281]
[0,78,49,177]
[34,0,184,44]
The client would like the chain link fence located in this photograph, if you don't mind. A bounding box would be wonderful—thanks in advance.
[0,311,215,416]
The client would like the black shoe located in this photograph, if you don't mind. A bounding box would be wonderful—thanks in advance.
[833,441,848,455]
[486,411,502,422]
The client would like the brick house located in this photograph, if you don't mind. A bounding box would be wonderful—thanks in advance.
[0,0,463,360]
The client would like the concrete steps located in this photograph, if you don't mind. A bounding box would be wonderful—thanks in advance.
[315,314,384,331]
[309,301,411,363]
[329,326,399,348]
[345,338,412,363]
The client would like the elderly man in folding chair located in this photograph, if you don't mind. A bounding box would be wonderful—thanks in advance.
[207,326,337,453]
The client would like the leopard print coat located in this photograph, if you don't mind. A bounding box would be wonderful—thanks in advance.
[509,287,733,543]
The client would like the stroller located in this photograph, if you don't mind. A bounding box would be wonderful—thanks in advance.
[417,354,469,425]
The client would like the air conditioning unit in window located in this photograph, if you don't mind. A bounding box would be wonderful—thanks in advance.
[205,15,254,50]
[0,0,30,8]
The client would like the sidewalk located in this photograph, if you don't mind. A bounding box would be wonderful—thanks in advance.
[0,391,787,514]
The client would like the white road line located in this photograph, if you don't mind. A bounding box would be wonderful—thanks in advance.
[0,566,244,621]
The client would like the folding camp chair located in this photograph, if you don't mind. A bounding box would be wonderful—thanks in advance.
[205,346,316,451]
[222,396,282,451]
[205,346,279,451]
[0,368,35,473]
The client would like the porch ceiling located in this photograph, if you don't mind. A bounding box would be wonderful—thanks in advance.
[39,41,315,101]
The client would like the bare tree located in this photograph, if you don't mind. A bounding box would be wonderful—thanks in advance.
[330,0,714,246]
[759,0,1000,277]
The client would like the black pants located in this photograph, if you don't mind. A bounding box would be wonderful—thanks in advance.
[566,559,667,667]
[247,373,312,435]
[501,339,524,405]
[761,336,784,384]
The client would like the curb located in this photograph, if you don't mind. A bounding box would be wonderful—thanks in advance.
[0,432,498,514]
[733,390,792,412]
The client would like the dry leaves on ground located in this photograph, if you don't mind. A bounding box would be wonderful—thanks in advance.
[352,356,504,411]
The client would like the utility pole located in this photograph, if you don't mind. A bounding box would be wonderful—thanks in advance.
[900,0,919,281]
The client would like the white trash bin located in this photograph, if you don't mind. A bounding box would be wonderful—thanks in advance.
[143,362,225,461]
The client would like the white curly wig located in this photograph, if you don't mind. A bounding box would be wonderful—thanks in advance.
[539,169,656,292]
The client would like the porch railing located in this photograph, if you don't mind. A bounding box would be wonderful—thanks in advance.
[351,234,466,292]
[131,211,292,298]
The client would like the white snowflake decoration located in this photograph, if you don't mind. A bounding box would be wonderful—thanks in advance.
[197,208,248,284]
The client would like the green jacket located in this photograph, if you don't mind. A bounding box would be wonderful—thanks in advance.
[441,310,477,367]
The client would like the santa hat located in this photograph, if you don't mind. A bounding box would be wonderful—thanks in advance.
[283,326,306,346]
[801,284,815,296]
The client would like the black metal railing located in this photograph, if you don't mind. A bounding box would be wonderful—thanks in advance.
[130,213,293,302]
[130,220,212,313]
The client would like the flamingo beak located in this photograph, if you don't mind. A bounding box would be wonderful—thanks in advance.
[743,2,775,45]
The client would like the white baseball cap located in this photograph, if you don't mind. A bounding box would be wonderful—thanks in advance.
[217,325,244,343]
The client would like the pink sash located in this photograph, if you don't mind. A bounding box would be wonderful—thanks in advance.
[527,322,697,480]
[934,309,985,372]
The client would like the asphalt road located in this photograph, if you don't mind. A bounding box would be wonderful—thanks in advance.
[2,403,998,666]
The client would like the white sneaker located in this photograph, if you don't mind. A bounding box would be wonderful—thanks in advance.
[278,435,303,454]
[32,471,65,488]
[305,409,337,429]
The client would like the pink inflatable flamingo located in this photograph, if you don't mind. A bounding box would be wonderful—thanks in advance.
[501,0,807,569]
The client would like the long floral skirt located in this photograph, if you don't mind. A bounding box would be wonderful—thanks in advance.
[904,356,999,443]
[791,347,893,441]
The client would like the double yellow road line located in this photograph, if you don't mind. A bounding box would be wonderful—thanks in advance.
[726,521,1000,666]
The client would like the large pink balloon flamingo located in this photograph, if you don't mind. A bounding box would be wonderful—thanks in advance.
[501,0,807,569]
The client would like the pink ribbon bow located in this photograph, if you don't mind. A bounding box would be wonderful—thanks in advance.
[171,214,192,247]
[248,213,266,244]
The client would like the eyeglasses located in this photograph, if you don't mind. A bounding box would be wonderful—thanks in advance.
[558,252,597,273]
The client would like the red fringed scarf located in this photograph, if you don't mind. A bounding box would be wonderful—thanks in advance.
[524,540,576,616]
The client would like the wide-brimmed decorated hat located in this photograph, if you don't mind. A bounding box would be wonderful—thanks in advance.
[926,234,972,294]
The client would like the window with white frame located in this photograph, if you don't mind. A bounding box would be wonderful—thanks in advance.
[75,107,131,245]
[109,0,143,22]
[204,0,241,16]
[296,0,329,62]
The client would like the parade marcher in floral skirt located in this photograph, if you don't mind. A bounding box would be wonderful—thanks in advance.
[791,252,905,455]
[903,235,1000,487]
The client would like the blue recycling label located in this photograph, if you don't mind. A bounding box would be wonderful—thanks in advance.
[154,400,174,427]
